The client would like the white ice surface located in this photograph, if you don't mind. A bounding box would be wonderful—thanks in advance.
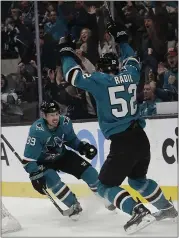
[2,196,178,237]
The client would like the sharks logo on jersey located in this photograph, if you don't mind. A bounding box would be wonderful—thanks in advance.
[36,123,44,131]
[44,135,67,155]
[63,116,70,125]
[54,135,67,148]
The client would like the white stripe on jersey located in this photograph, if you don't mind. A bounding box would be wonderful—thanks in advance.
[71,69,79,86]
[65,65,82,85]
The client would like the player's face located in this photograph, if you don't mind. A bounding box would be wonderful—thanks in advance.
[45,112,60,128]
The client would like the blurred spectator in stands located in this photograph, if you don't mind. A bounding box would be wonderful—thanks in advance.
[148,68,157,82]
[163,48,178,90]
[17,61,38,102]
[44,8,68,41]
[67,1,89,40]
[41,2,55,24]
[19,1,35,29]
[77,28,98,65]
[77,28,90,52]
[35,23,57,69]
[1,74,23,123]
[1,74,9,94]
[140,81,162,116]
[1,18,19,59]
[44,67,88,119]
[139,9,167,64]
[76,49,97,118]
[76,48,95,73]
[143,67,158,86]
[154,47,178,102]
[76,6,99,65]
[156,48,178,90]
[3,13,34,63]
[11,8,22,21]
[18,61,37,82]
[98,30,117,56]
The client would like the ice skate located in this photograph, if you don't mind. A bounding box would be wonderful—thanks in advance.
[69,201,83,221]
[124,203,156,235]
[152,199,178,221]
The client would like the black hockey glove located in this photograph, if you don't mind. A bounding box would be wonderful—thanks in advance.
[57,35,82,66]
[78,142,97,160]
[30,170,46,195]
[107,21,128,43]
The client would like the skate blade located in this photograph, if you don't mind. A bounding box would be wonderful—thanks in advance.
[125,214,156,235]
[152,212,178,222]
[156,216,178,223]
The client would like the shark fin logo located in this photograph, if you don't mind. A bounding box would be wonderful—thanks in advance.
[63,116,70,125]
[36,123,44,131]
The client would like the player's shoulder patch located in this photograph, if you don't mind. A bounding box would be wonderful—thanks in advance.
[35,123,45,132]
[62,116,70,125]
[30,119,45,135]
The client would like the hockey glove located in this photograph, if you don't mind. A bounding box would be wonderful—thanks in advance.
[57,35,82,66]
[30,170,47,195]
[78,142,97,160]
[107,21,128,43]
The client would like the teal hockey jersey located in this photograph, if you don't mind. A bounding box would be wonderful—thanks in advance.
[61,56,146,139]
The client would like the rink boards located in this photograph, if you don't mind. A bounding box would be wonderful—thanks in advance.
[1,118,178,202]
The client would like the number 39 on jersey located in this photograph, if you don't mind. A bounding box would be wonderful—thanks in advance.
[26,136,36,146]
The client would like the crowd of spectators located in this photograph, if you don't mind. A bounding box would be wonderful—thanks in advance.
[1,1,178,125]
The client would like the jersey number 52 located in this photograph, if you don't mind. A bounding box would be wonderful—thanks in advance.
[108,84,137,118]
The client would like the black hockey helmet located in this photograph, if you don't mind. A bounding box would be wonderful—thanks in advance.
[40,100,60,113]
[96,53,119,74]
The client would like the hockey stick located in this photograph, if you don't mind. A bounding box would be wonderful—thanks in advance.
[1,134,73,217]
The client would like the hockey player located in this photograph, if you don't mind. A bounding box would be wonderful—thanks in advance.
[23,100,102,219]
[57,37,178,233]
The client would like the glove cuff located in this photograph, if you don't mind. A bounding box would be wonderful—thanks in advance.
[59,46,82,66]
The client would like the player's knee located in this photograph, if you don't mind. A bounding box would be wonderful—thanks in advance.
[128,177,148,191]
[80,166,99,192]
